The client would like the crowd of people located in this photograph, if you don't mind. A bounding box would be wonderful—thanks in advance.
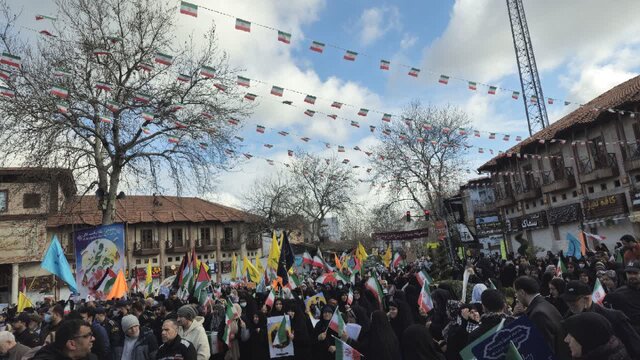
[2,234,640,360]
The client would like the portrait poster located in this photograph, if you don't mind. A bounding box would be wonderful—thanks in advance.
[267,315,294,358]
[74,224,125,298]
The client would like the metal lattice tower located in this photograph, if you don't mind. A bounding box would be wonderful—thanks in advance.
[506,0,549,136]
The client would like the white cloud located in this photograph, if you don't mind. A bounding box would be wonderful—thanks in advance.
[400,33,418,50]
[357,6,401,46]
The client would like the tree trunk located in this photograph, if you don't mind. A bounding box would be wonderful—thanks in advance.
[101,165,122,225]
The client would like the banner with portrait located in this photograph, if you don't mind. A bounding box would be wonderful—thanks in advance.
[267,315,294,358]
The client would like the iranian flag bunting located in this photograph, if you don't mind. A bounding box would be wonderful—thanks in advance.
[331,101,343,109]
[53,68,70,77]
[228,118,239,125]
[50,86,69,98]
[200,66,215,78]
[1,52,21,68]
[418,282,434,313]
[142,112,154,121]
[95,81,112,91]
[438,75,449,84]
[310,41,325,53]
[530,95,538,103]
[180,1,198,17]
[334,336,362,360]
[304,109,315,117]
[214,83,227,92]
[512,91,520,100]
[356,108,368,116]
[278,31,291,44]
[237,76,251,87]
[382,113,392,122]
[244,93,257,101]
[304,95,316,104]
[548,97,554,105]
[107,101,121,113]
[328,308,346,336]
[0,86,15,98]
[592,278,606,304]
[380,59,390,70]
[256,125,266,133]
[408,67,420,77]
[56,101,69,113]
[488,86,497,95]
[271,86,284,96]
[177,74,191,82]
[155,52,173,65]
[35,15,57,21]
[168,136,180,144]
[468,81,477,90]
[142,127,151,135]
[235,18,251,32]
[0,69,10,80]
[100,116,112,124]
[350,121,359,128]
[222,301,235,346]
[133,92,151,103]
[365,276,385,310]
[344,50,357,61]
[327,114,337,119]
[137,63,154,72]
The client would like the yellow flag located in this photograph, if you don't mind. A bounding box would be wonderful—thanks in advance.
[17,291,33,312]
[383,245,392,268]
[106,270,128,300]
[255,257,264,276]
[243,256,261,283]
[500,240,507,260]
[145,258,153,296]
[231,253,238,280]
[356,242,368,262]
[268,231,281,270]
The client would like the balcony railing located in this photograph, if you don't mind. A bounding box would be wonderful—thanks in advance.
[221,241,241,251]
[514,178,541,202]
[246,238,262,250]
[165,239,189,253]
[541,167,576,193]
[622,143,640,171]
[578,153,619,183]
[133,240,160,256]
[494,187,515,208]
[195,238,216,252]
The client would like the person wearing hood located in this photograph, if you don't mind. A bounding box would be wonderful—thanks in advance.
[285,301,312,360]
[364,310,401,360]
[246,313,268,360]
[31,319,94,360]
[563,312,630,360]
[118,314,158,360]
[177,305,210,360]
[312,305,337,360]
[402,324,445,360]
[386,301,413,346]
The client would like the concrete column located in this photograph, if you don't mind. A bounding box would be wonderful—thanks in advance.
[11,263,19,305]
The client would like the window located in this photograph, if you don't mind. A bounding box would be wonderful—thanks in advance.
[223,253,227,258]
[588,186,594,194]
[525,204,530,210]
[172,228,184,247]
[552,196,557,203]
[224,227,233,243]
[168,257,173,262]
[0,190,7,212]
[562,194,567,200]
[153,258,158,264]
[200,227,212,245]
[573,191,578,198]
[204,255,208,259]
[614,180,621,188]
[23,193,41,209]
[601,183,607,191]
[136,259,141,265]
[141,229,153,249]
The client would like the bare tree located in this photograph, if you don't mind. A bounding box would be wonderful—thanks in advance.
[370,101,470,217]
[241,173,304,232]
[0,0,251,224]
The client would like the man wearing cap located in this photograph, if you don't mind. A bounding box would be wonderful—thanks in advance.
[94,307,122,354]
[117,314,157,360]
[562,280,640,358]
[604,261,640,334]
[176,305,209,360]
[11,313,41,348]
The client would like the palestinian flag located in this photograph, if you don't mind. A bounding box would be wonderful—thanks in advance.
[418,282,434,313]
[331,101,343,108]
[137,62,154,72]
[344,50,357,61]
[350,121,359,128]
[357,108,368,116]
[95,81,112,91]
[56,101,69,113]
[155,52,173,65]
[304,109,315,117]
[592,278,606,304]
[214,83,227,92]
[488,86,497,95]
[438,75,449,84]
[391,252,403,268]
[512,91,520,100]
[142,112,154,121]
[106,100,121,113]
[329,308,346,336]
[416,270,433,287]
[194,263,210,304]
[0,86,15,98]
[94,269,117,299]
[272,316,289,346]
[365,276,385,310]
[50,86,69,98]
[548,97,554,105]
[468,81,477,90]
[327,114,337,119]
[304,94,316,104]
[133,92,151,103]
[53,68,71,77]
[336,272,350,285]
[244,93,257,101]
[100,116,112,124]
[334,336,362,360]
[408,67,420,77]
[382,113,392,122]
[235,18,251,32]
[237,76,250,87]
[177,74,191,82]
[302,251,313,265]
[222,301,235,346]
[168,136,180,144]
[1,52,21,68]
[180,1,198,17]
[200,65,215,78]
[310,41,325,53]
[556,258,567,277]
[35,15,57,21]
[380,59,390,70]
[271,86,284,96]
[278,31,291,44]
[93,49,110,56]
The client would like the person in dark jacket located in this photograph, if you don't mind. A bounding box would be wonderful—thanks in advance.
[68,309,109,360]
[157,319,197,360]
[467,289,515,343]
[604,261,640,333]
[563,312,630,360]
[12,313,41,348]
[514,276,570,359]
[117,315,158,360]
[402,324,445,360]
[32,319,95,360]
[0,331,31,360]
[561,280,640,359]
[547,278,569,316]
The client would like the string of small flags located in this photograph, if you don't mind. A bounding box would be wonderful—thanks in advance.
[179,2,640,119]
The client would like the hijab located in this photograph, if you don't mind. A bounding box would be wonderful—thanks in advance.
[367,310,401,360]
[402,324,445,360]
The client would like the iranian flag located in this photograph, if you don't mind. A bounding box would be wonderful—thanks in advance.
[548,98,554,105]
[512,91,520,100]
[468,81,477,90]
[93,49,110,56]
[222,301,235,346]
[382,113,392,122]
[530,95,538,103]
[180,1,198,17]
[264,288,276,308]
[53,68,70,77]
[100,116,113,124]
[350,121,359,128]
[142,127,151,135]
[235,18,251,32]
[106,100,121,113]
[272,316,289,346]
[228,118,239,125]
[95,81,112,91]
[489,133,496,139]
[244,93,257,101]
[214,83,227,92]
[200,66,215,78]
[334,336,362,360]
[271,86,284,96]
[316,272,337,285]
[50,86,69,98]
[365,276,385,310]
[418,282,434,313]
[592,278,607,305]
[287,274,302,290]
[301,137,310,142]
[256,125,266,133]
[0,86,15,98]
[237,76,251,87]
[338,145,345,152]
[168,136,180,144]
[35,15,57,21]
[1,52,21,68]
[94,269,117,299]
[137,63,154,72]
[564,101,571,106]
[392,252,403,269]
[302,251,313,265]
[344,50,357,61]
[56,102,69,113]
[278,31,291,44]
[438,75,449,84]
[459,128,468,135]
[142,112,154,121]
[108,36,123,44]
[311,255,324,269]
[331,101,343,108]
[0,69,10,80]
[304,109,315,117]
[380,59,390,70]
[177,74,191,82]
[310,41,325,53]
[133,92,151,103]
[327,114,337,120]
[199,142,208,150]
[304,95,316,104]
[408,68,420,77]
[328,308,346,336]
[357,108,368,116]
[347,288,353,305]
[175,121,187,129]
[155,52,173,65]
[516,136,522,141]
[488,86,497,95]
[416,270,433,287]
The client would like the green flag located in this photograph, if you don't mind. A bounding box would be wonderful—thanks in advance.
[459,319,505,359]
[505,341,523,360]
[273,316,289,346]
